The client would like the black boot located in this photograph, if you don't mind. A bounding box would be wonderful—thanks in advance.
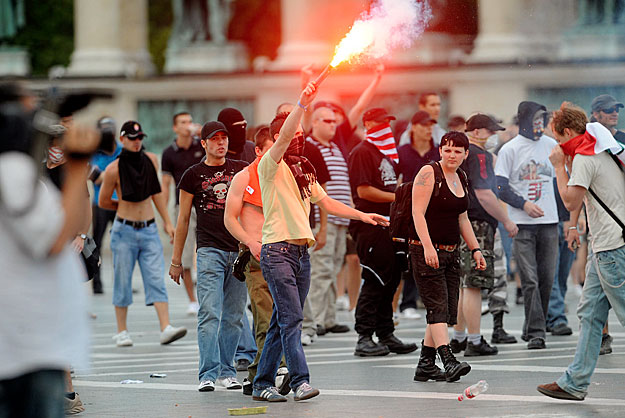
[437,344,471,382]
[379,334,418,354]
[354,335,390,357]
[414,342,446,382]
[491,312,517,344]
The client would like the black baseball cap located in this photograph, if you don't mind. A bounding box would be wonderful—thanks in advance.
[591,94,624,112]
[362,108,396,124]
[201,121,228,140]
[465,113,505,132]
[411,110,436,126]
[120,121,146,138]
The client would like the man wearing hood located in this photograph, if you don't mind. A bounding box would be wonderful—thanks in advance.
[495,101,559,350]
[219,107,256,163]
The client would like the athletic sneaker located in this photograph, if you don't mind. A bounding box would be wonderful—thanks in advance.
[217,376,243,390]
[160,324,187,345]
[186,302,200,315]
[301,333,314,346]
[401,308,422,320]
[198,380,215,392]
[112,330,133,347]
[336,295,350,311]
[252,386,288,402]
[64,393,85,415]
[275,367,291,395]
[242,378,252,396]
[294,382,319,401]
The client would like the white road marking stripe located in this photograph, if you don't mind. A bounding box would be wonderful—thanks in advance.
[72,380,625,406]
[376,363,625,374]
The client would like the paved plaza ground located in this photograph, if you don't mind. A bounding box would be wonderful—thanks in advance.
[73,245,625,418]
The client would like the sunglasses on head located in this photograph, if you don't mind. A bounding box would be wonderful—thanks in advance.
[602,107,620,114]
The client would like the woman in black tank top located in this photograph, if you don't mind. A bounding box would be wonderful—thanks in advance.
[409,132,487,383]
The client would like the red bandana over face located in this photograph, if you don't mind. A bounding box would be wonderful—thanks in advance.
[560,122,625,169]
[365,122,399,163]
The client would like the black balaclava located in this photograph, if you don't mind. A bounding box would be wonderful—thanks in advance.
[518,101,548,141]
[218,108,247,155]
[284,133,316,200]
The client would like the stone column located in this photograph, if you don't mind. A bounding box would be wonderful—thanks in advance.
[68,0,154,77]
[269,0,364,70]
[468,0,526,63]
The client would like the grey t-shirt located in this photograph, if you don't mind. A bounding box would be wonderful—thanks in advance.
[569,152,625,252]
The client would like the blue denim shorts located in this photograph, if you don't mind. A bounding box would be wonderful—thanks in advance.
[110,220,168,307]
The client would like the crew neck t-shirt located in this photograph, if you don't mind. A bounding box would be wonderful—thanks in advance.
[258,152,326,246]
[178,159,248,251]
[568,151,625,253]
[161,138,205,205]
[494,134,559,225]
[348,140,398,216]
[461,143,498,228]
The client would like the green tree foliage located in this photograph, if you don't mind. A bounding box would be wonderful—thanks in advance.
[11,0,74,77]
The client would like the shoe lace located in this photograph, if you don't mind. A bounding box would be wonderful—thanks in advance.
[297,383,312,395]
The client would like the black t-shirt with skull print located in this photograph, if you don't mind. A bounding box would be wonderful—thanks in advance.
[348,140,398,216]
[178,159,248,251]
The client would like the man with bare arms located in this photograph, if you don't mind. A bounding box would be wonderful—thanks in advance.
[100,120,187,347]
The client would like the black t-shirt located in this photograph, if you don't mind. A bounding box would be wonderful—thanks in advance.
[460,143,499,228]
[614,130,625,145]
[178,159,248,251]
[397,141,440,183]
[334,120,360,161]
[228,141,256,164]
[348,140,398,216]
[161,138,205,204]
[303,141,331,185]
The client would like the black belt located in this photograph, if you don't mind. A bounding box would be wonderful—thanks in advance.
[408,239,458,252]
[116,217,155,229]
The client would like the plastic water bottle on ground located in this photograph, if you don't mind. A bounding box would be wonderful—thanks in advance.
[458,380,488,401]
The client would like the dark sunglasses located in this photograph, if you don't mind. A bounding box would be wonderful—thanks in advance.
[127,136,144,141]
[322,119,337,124]
[601,107,620,114]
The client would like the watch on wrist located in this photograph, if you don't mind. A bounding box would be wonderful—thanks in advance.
[79,234,87,240]
[471,248,481,255]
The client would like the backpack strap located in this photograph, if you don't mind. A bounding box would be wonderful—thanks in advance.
[588,187,625,242]
[429,161,444,197]
[457,167,469,195]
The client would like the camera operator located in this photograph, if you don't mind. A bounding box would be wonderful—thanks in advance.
[0,83,95,418]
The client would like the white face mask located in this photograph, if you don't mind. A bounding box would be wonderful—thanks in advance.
[48,146,65,164]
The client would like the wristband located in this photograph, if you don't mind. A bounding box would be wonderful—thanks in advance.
[170,262,182,268]
[568,226,578,231]
[471,248,482,255]
[297,100,308,111]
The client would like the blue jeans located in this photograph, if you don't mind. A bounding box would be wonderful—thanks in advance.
[557,245,625,398]
[196,247,247,382]
[254,242,311,391]
[110,220,168,307]
[547,223,576,328]
[513,224,559,340]
[235,312,257,363]
[0,369,65,418]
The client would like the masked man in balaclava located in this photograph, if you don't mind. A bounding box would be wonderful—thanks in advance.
[495,101,560,350]
[219,107,256,163]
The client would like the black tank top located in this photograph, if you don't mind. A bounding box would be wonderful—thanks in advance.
[421,170,468,245]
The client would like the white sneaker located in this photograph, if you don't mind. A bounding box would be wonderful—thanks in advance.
[186,302,200,316]
[160,324,187,345]
[198,380,215,392]
[401,308,422,320]
[301,333,313,346]
[217,376,242,390]
[335,295,350,311]
[113,330,133,347]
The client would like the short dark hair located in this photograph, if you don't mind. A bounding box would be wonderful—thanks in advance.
[275,102,293,115]
[270,112,290,139]
[173,111,191,126]
[440,131,469,151]
[254,125,271,148]
[418,92,438,107]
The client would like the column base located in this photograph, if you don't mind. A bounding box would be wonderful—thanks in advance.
[164,42,249,74]
[0,47,30,76]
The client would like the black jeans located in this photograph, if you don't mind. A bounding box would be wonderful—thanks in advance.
[349,221,401,338]
[0,369,65,418]
[91,204,116,291]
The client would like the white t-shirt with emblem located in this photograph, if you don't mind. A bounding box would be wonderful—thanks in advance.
[494,134,559,225]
